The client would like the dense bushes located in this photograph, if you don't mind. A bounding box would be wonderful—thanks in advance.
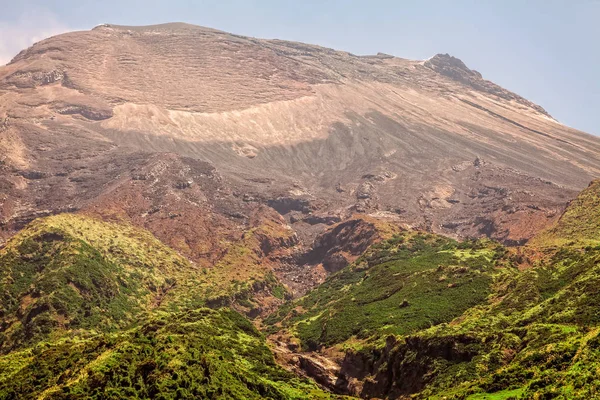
[267,232,503,350]
[0,309,334,399]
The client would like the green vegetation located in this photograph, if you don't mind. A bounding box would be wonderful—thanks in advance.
[0,214,200,352]
[0,308,336,399]
[0,214,292,354]
[266,180,600,398]
[0,214,337,399]
[193,218,295,312]
[2,180,600,399]
[318,182,600,399]
[266,233,507,350]
[467,388,525,399]
[531,179,600,248]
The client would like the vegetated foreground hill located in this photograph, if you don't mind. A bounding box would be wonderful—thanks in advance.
[266,180,600,399]
[0,214,339,399]
[1,22,600,253]
[1,179,599,399]
[266,233,506,350]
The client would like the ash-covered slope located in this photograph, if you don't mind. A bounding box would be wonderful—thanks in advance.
[1,22,600,248]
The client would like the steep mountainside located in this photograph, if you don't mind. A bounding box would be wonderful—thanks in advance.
[267,180,600,399]
[1,181,599,399]
[530,179,600,248]
[267,233,505,350]
[0,214,339,399]
[0,308,336,399]
[1,22,600,399]
[1,22,600,252]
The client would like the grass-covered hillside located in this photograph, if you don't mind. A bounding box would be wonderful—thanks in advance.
[0,214,201,353]
[347,240,600,399]
[0,213,294,353]
[0,308,337,399]
[1,180,599,399]
[266,179,600,399]
[196,215,296,312]
[530,179,600,248]
[266,232,508,350]
[0,214,338,399]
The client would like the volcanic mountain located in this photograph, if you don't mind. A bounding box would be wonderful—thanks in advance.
[1,22,599,278]
[2,22,600,399]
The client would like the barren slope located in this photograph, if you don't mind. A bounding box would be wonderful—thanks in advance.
[1,22,599,251]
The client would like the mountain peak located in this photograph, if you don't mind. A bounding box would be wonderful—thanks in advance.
[0,23,599,250]
[424,52,551,118]
[425,53,483,79]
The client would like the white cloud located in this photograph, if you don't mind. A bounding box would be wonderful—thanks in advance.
[0,9,72,66]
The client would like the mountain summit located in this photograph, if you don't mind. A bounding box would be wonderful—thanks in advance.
[1,23,599,250]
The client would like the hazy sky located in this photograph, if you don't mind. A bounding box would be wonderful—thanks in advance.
[1,0,598,135]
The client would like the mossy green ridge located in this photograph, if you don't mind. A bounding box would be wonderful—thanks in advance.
[266,232,506,350]
[262,181,600,398]
[0,214,338,399]
[0,308,337,399]
[187,217,296,313]
[0,214,201,353]
[0,214,292,353]
[531,179,600,248]
[299,180,600,399]
[3,180,600,399]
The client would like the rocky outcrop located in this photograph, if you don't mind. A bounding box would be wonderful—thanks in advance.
[270,338,355,394]
[3,69,65,88]
[303,217,399,273]
[424,53,483,82]
[267,197,314,215]
[337,334,481,398]
[298,355,346,390]
[54,104,113,121]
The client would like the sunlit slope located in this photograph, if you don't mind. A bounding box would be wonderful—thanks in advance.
[0,214,340,399]
[264,181,600,399]
[266,233,508,349]
[0,214,291,352]
[0,309,338,399]
[265,182,600,398]
[530,179,600,247]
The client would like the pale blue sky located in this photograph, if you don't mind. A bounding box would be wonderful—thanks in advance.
[1,0,598,135]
